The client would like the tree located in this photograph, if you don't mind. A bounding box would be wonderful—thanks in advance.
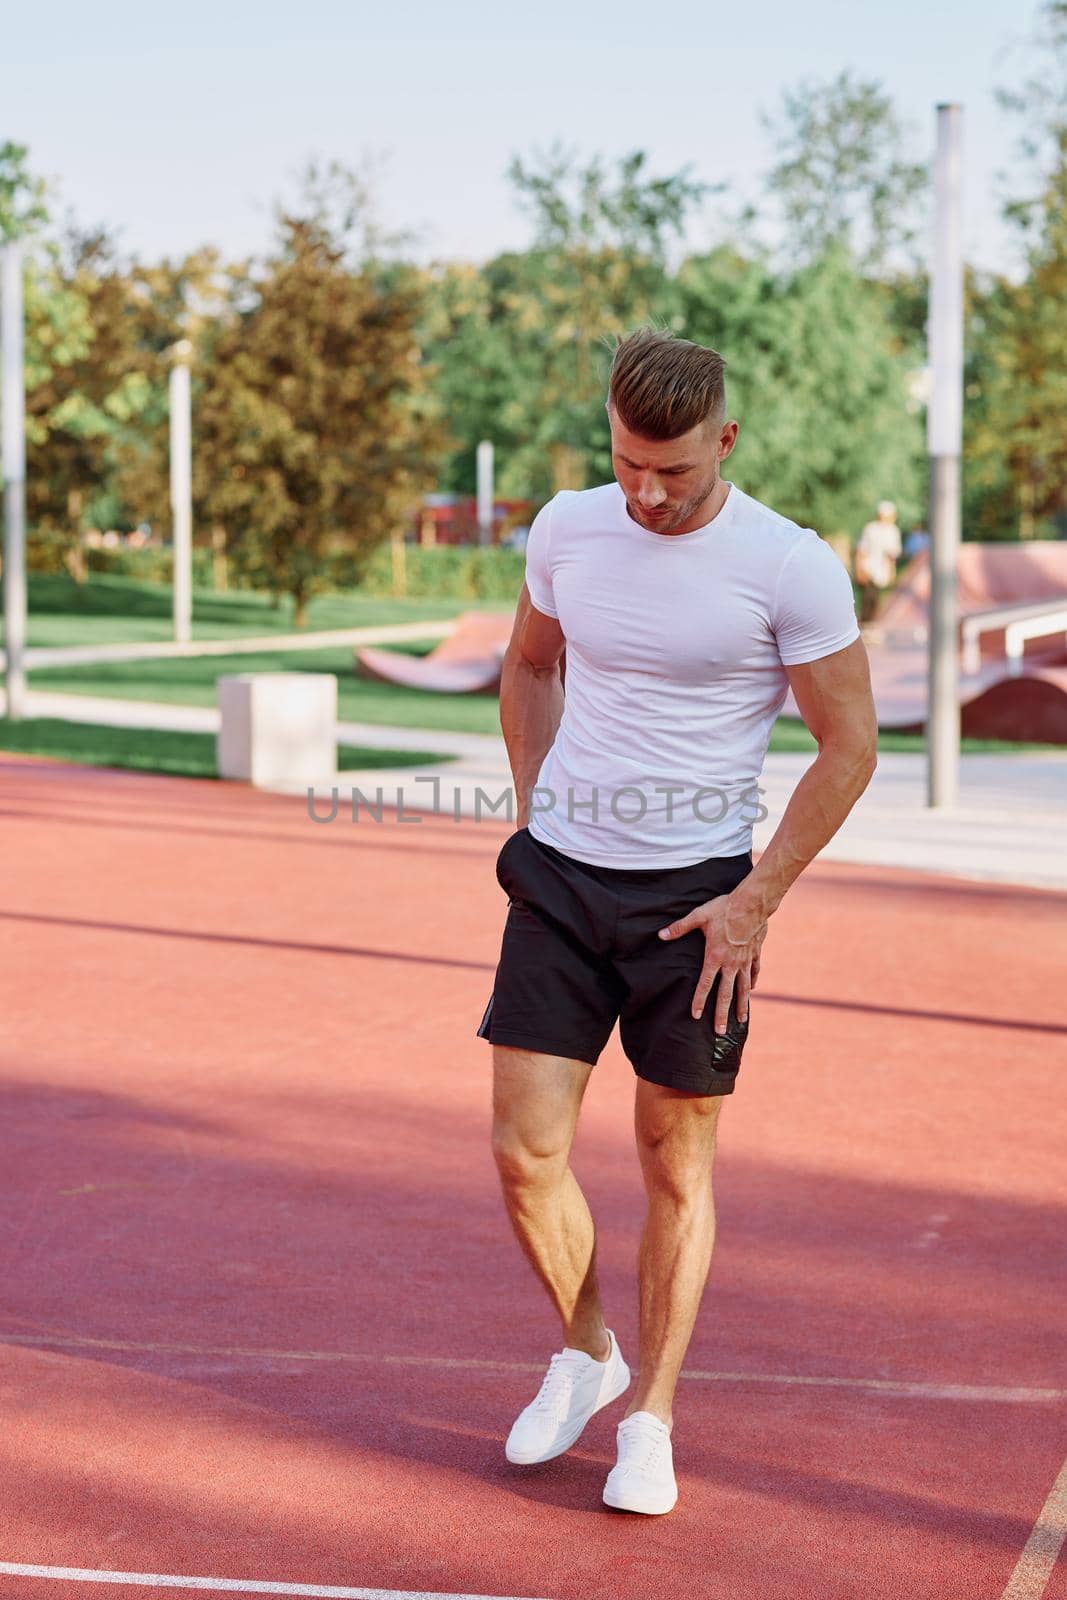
[965,0,1067,537]
[424,148,705,500]
[676,243,924,539]
[24,232,201,556]
[0,141,49,242]
[762,71,927,274]
[2,147,181,569]
[24,233,233,592]
[105,249,233,537]
[418,260,521,497]
[508,146,709,493]
[1,146,107,576]
[193,179,445,624]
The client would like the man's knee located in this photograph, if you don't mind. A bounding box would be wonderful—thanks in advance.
[636,1083,725,1146]
[490,1044,588,1189]
[634,1086,725,1204]
[491,1124,569,1190]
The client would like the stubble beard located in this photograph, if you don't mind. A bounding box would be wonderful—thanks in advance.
[629,466,722,535]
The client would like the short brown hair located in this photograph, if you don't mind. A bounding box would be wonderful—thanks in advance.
[608,327,726,440]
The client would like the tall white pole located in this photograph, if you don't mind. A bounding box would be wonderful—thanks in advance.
[2,242,27,722]
[476,438,494,548]
[169,341,193,645]
[926,103,964,809]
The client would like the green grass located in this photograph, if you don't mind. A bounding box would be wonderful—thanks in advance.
[0,717,455,781]
[26,650,1061,754]
[6,571,499,650]
[28,646,506,736]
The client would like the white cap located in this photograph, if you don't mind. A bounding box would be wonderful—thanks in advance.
[877,500,896,518]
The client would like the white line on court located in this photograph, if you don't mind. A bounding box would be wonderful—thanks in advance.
[0,1568,549,1600]
[2,1328,1063,1404]
[682,1367,1065,1404]
[999,1455,1067,1600]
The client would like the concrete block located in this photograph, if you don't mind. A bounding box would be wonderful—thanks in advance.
[217,672,337,786]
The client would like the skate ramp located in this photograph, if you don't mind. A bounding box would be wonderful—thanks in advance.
[355,610,515,694]
[784,542,1067,742]
[874,541,1067,649]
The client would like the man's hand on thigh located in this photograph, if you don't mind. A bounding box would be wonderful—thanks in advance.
[657,895,768,1031]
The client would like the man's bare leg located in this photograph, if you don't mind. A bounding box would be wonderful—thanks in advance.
[624,1079,727,1426]
[490,1044,611,1361]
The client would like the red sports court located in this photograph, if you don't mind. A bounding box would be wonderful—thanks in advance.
[1,751,1064,1600]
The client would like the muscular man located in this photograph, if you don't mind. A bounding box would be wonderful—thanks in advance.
[475,327,877,1515]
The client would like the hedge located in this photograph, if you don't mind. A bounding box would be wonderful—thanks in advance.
[23,531,525,602]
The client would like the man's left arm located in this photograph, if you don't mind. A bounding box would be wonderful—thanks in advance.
[658,639,877,1029]
[731,639,878,929]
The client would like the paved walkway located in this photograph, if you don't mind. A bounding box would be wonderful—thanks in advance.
[301,742,1067,892]
[4,684,1066,890]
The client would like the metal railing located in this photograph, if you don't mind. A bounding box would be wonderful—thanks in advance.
[960,601,1067,675]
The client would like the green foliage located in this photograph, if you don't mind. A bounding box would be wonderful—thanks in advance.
[507,146,711,261]
[17,165,446,617]
[423,149,701,500]
[423,135,928,529]
[1,150,128,548]
[966,0,1067,538]
[25,234,224,546]
[761,70,927,273]
[192,177,447,624]
[23,532,525,602]
[418,261,523,497]
[0,716,452,779]
[24,527,215,585]
[0,141,49,241]
[676,243,924,536]
[357,543,526,600]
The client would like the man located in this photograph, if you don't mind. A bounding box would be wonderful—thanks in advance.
[855,499,903,623]
[475,327,877,1515]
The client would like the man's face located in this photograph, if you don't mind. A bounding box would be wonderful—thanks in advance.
[608,404,739,535]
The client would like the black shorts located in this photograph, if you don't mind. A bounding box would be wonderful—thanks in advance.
[476,827,753,1095]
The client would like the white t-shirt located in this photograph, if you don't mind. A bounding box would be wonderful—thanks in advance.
[522,480,860,868]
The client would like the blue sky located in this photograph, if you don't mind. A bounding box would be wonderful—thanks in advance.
[5,0,1046,273]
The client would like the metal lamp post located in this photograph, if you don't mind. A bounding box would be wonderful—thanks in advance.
[169,339,193,645]
[476,439,494,548]
[926,103,964,809]
[2,241,27,722]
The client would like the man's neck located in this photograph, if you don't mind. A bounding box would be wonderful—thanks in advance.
[685,476,731,534]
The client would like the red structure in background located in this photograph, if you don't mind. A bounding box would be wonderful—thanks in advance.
[414,495,535,546]
[781,541,1067,743]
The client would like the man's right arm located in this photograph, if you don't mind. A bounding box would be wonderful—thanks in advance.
[500,582,566,828]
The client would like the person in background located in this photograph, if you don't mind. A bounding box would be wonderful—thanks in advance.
[903,525,930,562]
[855,500,903,623]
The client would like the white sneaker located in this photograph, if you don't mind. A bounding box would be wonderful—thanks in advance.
[505,1329,631,1464]
[602,1410,678,1514]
